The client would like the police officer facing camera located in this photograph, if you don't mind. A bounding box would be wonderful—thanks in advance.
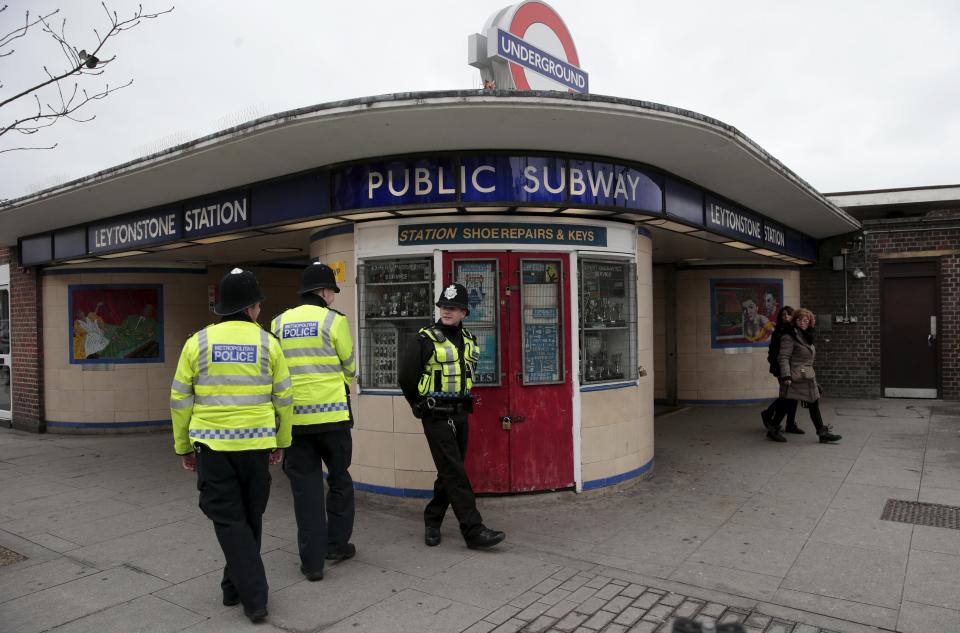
[271,262,358,582]
[398,283,505,550]
[170,268,294,623]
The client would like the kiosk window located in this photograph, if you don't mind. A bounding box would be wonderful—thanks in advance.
[578,259,637,384]
[520,259,563,385]
[452,259,500,386]
[358,258,433,390]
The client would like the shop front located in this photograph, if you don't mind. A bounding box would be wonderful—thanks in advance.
[325,214,651,494]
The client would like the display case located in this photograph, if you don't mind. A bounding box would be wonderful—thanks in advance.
[453,259,500,385]
[358,258,434,390]
[578,259,637,384]
[520,259,564,385]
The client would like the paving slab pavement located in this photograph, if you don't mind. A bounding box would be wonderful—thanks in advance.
[0,398,958,632]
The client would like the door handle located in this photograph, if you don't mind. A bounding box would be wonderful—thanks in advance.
[928,334,936,347]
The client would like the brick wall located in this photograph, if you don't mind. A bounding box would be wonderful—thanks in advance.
[0,247,44,431]
[801,211,960,400]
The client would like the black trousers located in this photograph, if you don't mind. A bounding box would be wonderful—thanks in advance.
[422,412,483,538]
[803,399,827,432]
[195,445,271,612]
[283,429,355,573]
[766,397,798,426]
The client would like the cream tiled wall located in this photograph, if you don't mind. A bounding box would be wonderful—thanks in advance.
[674,268,800,402]
[578,233,655,485]
[43,265,300,430]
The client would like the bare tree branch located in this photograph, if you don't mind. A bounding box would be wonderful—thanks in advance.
[2,78,133,137]
[0,3,173,150]
[0,6,60,53]
[0,142,58,155]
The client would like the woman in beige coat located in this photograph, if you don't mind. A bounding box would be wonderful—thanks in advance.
[778,308,841,443]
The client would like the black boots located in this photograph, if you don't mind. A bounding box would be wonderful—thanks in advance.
[766,429,787,442]
[762,410,786,442]
[299,565,324,582]
[244,607,268,624]
[465,526,506,550]
[426,525,506,549]
[761,409,776,431]
[784,423,805,434]
[817,426,842,443]
[424,526,441,547]
[326,543,356,562]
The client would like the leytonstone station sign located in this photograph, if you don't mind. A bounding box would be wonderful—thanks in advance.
[469,1,588,93]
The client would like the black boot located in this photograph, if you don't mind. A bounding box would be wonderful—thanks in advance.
[326,543,356,562]
[425,526,441,547]
[465,526,505,550]
[761,409,778,432]
[817,425,842,443]
[244,607,268,623]
[766,430,787,442]
[784,423,805,434]
[299,565,324,582]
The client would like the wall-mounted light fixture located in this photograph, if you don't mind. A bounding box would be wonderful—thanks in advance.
[851,268,866,279]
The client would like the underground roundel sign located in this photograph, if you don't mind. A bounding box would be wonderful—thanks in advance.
[468,1,588,93]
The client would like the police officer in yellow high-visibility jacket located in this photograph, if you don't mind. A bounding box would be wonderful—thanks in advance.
[170,268,293,624]
[398,283,505,550]
[271,262,357,581]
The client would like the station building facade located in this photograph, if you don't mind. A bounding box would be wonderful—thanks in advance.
[4,91,946,497]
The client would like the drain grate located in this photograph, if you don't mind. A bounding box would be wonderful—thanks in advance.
[881,499,960,530]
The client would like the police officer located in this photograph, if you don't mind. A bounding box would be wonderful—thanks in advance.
[398,283,505,550]
[170,268,293,623]
[271,262,357,581]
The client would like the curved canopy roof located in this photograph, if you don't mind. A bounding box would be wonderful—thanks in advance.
[0,90,858,245]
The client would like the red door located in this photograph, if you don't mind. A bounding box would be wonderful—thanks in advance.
[443,252,574,493]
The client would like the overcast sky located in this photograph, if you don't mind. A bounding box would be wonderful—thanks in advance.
[2,0,959,201]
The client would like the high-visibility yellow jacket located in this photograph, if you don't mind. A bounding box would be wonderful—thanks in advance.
[271,303,356,427]
[170,320,294,454]
[417,325,480,399]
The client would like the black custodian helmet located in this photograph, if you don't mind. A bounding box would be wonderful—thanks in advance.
[214,268,265,316]
[436,283,469,314]
[299,262,341,295]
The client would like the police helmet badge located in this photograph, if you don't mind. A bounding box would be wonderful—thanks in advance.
[444,285,458,300]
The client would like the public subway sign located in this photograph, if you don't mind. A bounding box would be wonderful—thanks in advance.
[704,196,765,247]
[468,1,588,93]
[331,155,663,212]
[183,190,250,239]
[397,222,607,247]
[88,206,181,254]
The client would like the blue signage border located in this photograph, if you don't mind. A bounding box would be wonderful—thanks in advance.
[21,150,821,265]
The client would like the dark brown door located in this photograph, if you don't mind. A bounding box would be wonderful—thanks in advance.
[881,261,939,398]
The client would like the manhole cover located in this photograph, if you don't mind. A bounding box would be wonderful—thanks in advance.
[0,545,26,567]
[881,499,960,530]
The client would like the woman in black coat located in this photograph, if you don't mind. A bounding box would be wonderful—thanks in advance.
[761,307,800,442]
